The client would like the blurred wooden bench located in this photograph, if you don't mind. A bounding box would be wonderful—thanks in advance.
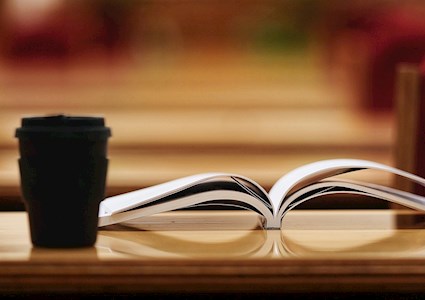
[0,54,394,210]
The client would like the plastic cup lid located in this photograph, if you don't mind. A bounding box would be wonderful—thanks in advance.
[15,115,112,140]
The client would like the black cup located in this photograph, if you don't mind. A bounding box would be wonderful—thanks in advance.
[15,115,111,248]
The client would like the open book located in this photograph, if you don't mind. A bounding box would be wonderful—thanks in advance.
[98,159,425,229]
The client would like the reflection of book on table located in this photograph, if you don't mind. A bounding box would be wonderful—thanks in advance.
[97,211,425,259]
[98,159,425,229]
[99,226,277,258]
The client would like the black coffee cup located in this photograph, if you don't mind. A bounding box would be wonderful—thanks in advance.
[15,115,111,248]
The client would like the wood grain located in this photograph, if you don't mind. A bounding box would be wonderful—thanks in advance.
[1,210,425,295]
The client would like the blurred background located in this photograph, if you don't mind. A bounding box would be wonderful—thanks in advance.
[1,0,425,209]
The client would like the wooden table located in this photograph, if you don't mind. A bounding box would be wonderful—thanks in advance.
[1,209,425,298]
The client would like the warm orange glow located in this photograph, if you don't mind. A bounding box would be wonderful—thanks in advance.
[0,1,423,200]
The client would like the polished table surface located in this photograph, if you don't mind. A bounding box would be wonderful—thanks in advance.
[2,209,425,296]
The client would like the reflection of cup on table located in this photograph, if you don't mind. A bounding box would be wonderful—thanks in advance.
[15,115,111,248]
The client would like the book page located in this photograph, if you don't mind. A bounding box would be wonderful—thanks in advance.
[99,173,270,217]
[99,190,275,227]
[99,173,227,216]
[268,159,425,215]
[277,179,425,222]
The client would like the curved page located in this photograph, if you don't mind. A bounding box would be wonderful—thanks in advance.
[99,190,274,227]
[99,173,270,217]
[271,180,425,228]
[269,159,425,216]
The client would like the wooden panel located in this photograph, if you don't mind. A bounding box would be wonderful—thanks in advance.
[394,64,422,193]
[0,148,393,197]
[0,54,341,109]
[0,108,394,148]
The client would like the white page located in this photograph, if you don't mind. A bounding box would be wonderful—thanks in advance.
[99,190,274,227]
[99,173,225,216]
[269,159,425,216]
[277,179,425,220]
[99,172,269,217]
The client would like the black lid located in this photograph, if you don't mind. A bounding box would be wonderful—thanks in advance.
[15,115,111,140]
